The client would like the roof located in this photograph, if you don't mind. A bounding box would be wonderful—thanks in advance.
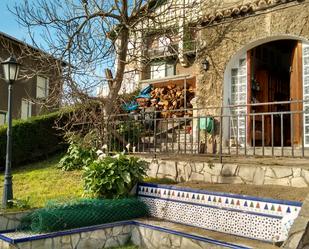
[0,31,67,66]
[201,0,299,24]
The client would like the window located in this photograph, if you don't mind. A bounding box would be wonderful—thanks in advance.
[36,76,49,98]
[150,62,175,79]
[21,99,32,120]
[0,111,6,125]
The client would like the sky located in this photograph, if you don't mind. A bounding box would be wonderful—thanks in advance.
[0,0,32,43]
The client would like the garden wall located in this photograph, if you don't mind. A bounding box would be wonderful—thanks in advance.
[144,157,309,188]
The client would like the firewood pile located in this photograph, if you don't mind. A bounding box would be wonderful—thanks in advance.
[136,84,195,118]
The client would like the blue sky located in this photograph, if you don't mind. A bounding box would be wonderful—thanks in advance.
[0,0,45,49]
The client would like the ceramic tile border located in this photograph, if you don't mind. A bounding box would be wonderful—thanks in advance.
[138,183,302,217]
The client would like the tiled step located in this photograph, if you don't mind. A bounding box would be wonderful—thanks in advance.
[137,183,302,243]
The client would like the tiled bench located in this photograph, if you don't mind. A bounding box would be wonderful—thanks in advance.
[137,182,302,243]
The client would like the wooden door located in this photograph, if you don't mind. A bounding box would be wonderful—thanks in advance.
[290,41,303,145]
[303,43,309,146]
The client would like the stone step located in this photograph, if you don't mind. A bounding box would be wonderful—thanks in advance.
[132,218,279,249]
[0,218,279,249]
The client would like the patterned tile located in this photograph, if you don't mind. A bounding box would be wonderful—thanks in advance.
[137,183,302,242]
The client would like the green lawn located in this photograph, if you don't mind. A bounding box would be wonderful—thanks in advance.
[0,154,173,211]
[0,154,83,210]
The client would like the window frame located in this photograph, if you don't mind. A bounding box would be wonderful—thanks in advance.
[150,61,176,80]
[36,75,49,99]
[21,99,33,120]
[0,111,7,125]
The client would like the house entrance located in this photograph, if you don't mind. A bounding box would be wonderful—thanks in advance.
[248,40,298,146]
[226,38,309,148]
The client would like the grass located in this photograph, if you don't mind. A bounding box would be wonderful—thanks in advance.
[0,154,83,211]
[0,154,177,212]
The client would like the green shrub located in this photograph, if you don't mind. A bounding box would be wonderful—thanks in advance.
[83,154,149,198]
[0,112,66,168]
[59,142,97,171]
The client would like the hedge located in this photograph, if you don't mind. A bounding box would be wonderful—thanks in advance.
[0,112,66,169]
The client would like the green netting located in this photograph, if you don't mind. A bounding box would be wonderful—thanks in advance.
[18,198,148,233]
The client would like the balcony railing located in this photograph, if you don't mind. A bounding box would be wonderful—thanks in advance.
[99,100,309,162]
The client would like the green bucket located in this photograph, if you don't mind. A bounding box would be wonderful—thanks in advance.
[199,117,214,133]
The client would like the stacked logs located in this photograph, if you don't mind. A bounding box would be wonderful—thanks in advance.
[137,84,195,118]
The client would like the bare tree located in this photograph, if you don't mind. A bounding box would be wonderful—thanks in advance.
[10,0,224,147]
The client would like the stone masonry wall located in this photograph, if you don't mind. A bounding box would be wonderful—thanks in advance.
[283,194,309,249]
[196,1,309,110]
[144,157,309,187]
[131,225,226,249]
[1,225,132,249]
[0,211,31,231]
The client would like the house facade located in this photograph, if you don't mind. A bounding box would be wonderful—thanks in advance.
[109,0,308,152]
[0,32,64,125]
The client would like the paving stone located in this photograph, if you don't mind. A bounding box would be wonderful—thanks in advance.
[301,169,309,183]
[253,167,265,185]
[31,239,47,249]
[221,164,238,176]
[158,161,177,178]
[204,163,222,175]
[194,162,205,173]
[80,231,92,239]
[190,172,205,181]
[90,230,106,240]
[112,226,123,236]
[130,227,142,246]
[117,234,130,245]
[104,237,119,248]
[272,167,293,178]
[293,168,302,177]
[44,238,53,249]
[71,234,81,248]
[14,242,30,249]
[265,168,276,178]
[291,177,308,188]
[61,235,71,244]
[180,238,203,249]
[217,176,244,184]
[204,172,212,182]
[264,177,290,186]
[122,225,132,234]
[238,166,255,182]
[77,238,104,249]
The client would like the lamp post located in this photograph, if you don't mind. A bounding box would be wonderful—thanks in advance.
[1,56,20,208]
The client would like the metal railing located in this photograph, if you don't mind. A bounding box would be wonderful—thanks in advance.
[102,100,309,161]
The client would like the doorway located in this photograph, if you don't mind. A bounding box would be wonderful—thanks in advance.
[248,40,300,146]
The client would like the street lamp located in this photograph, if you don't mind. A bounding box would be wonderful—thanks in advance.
[1,56,21,208]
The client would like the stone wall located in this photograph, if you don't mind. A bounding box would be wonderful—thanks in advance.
[197,1,309,109]
[283,194,309,249]
[131,225,225,249]
[145,157,309,187]
[0,211,31,231]
[0,224,132,249]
